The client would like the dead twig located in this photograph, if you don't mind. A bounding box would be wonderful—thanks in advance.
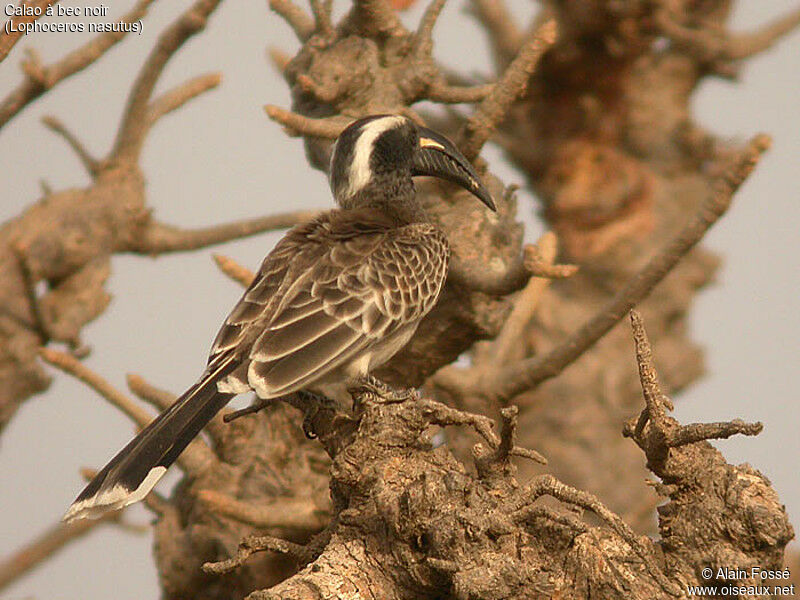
[126,373,175,412]
[128,210,319,254]
[411,0,447,57]
[0,0,154,130]
[0,0,59,64]
[202,534,314,575]
[39,347,154,429]
[467,0,525,66]
[484,134,771,403]
[39,348,216,475]
[0,508,121,592]
[459,19,557,159]
[488,232,570,365]
[523,242,578,279]
[624,311,762,449]
[475,405,546,480]
[418,398,499,448]
[427,81,494,104]
[656,5,800,74]
[222,397,273,422]
[310,0,334,38]
[667,420,763,446]
[268,46,292,73]
[112,0,223,162]
[264,105,347,139]
[146,72,222,126]
[41,116,101,176]
[212,254,256,287]
[269,0,315,41]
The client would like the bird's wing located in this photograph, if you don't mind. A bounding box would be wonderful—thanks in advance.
[210,211,449,398]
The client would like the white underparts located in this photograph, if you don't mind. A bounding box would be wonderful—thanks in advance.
[217,374,251,394]
[62,466,167,522]
[345,116,405,199]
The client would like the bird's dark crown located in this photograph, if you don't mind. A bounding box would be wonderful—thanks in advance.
[329,114,496,220]
[329,115,416,210]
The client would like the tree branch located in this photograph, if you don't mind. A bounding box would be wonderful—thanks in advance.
[41,115,101,176]
[111,0,222,161]
[0,0,59,64]
[0,0,154,130]
[310,0,334,39]
[39,347,154,429]
[427,80,494,104]
[0,508,121,592]
[345,0,406,37]
[483,134,771,403]
[203,534,314,575]
[459,19,557,159]
[197,490,329,532]
[38,348,216,475]
[467,0,524,66]
[146,72,222,126]
[411,0,447,57]
[264,105,347,138]
[126,373,175,412]
[505,474,681,597]
[656,5,800,74]
[212,254,255,287]
[269,0,315,41]
[128,210,319,254]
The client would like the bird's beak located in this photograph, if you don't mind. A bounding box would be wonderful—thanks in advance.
[411,126,496,212]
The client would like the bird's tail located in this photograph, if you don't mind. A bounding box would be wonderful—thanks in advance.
[63,356,237,522]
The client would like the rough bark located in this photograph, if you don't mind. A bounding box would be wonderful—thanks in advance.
[0,0,796,598]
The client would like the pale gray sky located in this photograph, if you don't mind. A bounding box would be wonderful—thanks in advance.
[0,2,797,598]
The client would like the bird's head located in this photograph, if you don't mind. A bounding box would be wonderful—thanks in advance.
[329,115,496,213]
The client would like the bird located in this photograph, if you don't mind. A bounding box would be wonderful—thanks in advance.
[63,114,495,523]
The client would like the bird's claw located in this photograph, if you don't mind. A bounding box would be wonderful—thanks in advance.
[350,375,420,404]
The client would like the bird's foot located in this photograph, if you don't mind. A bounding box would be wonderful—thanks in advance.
[350,375,420,405]
[223,397,274,423]
[295,390,340,439]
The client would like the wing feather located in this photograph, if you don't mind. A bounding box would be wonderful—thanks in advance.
[210,211,449,399]
[249,323,366,394]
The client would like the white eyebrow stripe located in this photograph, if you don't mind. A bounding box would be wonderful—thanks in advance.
[345,116,406,198]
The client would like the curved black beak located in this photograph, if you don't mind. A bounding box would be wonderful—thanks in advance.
[411,126,496,212]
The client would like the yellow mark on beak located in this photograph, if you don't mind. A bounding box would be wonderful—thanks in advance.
[419,137,445,151]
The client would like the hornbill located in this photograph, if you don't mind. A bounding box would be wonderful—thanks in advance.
[64,114,495,522]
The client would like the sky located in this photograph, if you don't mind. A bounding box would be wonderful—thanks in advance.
[0,1,798,598]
